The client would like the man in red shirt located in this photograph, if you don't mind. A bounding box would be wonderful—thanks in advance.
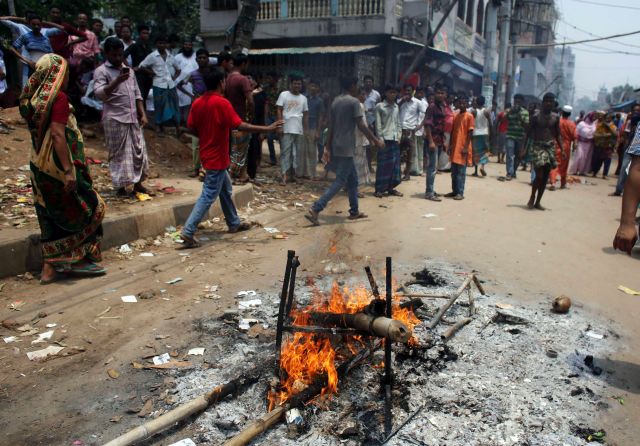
[47,6,86,60]
[179,69,282,248]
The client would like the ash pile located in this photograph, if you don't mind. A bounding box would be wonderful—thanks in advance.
[123,257,616,446]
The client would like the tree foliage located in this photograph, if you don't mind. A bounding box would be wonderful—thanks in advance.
[610,84,637,105]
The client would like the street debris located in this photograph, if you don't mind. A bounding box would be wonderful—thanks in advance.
[3,336,17,343]
[617,285,640,296]
[121,295,138,303]
[139,252,155,257]
[31,330,54,344]
[263,227,280,234]
[7,300,26,311]
[237,290,257,297]
[238,299,262,310]
[552,295,572,313]
[137,290,156,300]
[168,440,197,446]
[107,368,120,379]
[585,330,604,340]
[166,277,183,285]
[422,213,438,218]
[26,345,64,361]
[153,353,171,365]
[188,347,205,356]
[118,244,132,254]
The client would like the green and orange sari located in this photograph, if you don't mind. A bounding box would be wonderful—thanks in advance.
[19,54,105,268]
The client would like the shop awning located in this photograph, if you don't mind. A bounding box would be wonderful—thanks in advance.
[610,99,637,111]
[249,45,378,55]
[450,58,484,78]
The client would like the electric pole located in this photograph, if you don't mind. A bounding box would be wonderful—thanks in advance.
[496,0,512,109]
[482,1,500,106]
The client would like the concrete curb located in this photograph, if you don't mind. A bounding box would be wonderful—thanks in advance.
[0,184,254,279]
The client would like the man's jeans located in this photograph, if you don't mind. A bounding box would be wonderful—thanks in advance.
[183,169,241,238]
[505,137,523,177]
[425,144,440,196]
[451,163,466,196]
[616,152,633,194]
[281,133,303,174]
[312,156,359,216]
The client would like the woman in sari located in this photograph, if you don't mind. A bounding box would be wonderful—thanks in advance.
[592,112,618,179]
[19,54,106,284]
[570,111,597,176]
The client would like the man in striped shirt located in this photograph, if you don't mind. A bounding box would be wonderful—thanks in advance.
[504,94,529,180]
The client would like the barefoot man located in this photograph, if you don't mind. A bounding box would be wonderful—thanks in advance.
[523,92,563,210]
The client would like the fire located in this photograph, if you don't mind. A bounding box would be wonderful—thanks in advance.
[270,280,421,409]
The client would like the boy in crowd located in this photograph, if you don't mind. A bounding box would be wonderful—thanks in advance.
[276,74,309,185]
[446,96,474,200]
[179,70,283,248]
[374,84,403,198]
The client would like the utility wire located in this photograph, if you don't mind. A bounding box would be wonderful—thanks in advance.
[566,0,640,11]
[511,29,640,48]
[555,33,640,56]
[559,18,640,50]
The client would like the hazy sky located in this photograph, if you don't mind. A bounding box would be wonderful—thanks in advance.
[555,0,640,101]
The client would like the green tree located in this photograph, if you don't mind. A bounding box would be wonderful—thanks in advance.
[104,0,200,39]
[610,84,637,105]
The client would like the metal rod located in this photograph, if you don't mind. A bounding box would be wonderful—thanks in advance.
[284,256,300,316]
[384,256,393,437]
[399,298,424,311]
[275,250,295,376]
[283,325,369,336]
[427,275,474,330]
[364,266,381,299]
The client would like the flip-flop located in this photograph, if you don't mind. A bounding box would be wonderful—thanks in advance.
[69,263,106,276]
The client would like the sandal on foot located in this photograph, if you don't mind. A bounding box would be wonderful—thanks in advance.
[176,235,201,249]
[69,263,106,276]
[389,189,403,197]
[348,212,368,221]
[305,209,320,226]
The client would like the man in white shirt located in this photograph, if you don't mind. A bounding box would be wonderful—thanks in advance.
[174,40,198,126]
[398,84,425,180]
[363,75,381,171]
[413,87,428,176]
[139,36,181,136]
[276,74,309,185]
[470,95,491,177]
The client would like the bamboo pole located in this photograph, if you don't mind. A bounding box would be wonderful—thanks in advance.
[472,275,486,295]
[307,312,411,343]
[399,293,450,299]
[441,317,472,341]
[103,366,264,446]
[427,275,474,330]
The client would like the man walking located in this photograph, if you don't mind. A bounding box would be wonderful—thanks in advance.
[225,54,254,182]
[139,36,181,136]
[363,75,381,171]
[414,87,428,176]
[179,70,283,248]
[94,38,150,197]
[504,94,529,180]
[549,105,577,190]
[423,84,449,202]
[276,74,309,184]
[306,77,383,226]
[523,93,563,210]
[471,96,490,177]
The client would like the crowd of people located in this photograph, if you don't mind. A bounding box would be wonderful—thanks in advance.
[2,7,639,283]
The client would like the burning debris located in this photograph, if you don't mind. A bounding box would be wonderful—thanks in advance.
[103,258,618,446]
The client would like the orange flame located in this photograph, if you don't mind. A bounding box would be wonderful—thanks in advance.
[270,280,421,408]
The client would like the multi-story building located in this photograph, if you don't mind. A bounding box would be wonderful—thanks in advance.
[200,0,489,93]
[552,46,575,107]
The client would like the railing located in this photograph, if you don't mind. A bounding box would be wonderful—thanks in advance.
[258,0,385,20]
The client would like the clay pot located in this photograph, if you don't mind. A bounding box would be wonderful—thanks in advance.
[552,295,572,314]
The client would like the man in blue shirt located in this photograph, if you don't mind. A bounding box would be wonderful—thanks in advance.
[7,13,63,70]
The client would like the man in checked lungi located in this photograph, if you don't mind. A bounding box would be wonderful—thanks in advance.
[94,37,151,197]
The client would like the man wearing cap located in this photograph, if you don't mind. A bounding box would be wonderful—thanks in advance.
[549,105,577,190]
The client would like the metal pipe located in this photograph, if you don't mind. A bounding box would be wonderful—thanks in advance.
[384,256,393,437]
[284,256,300,316]
[275,250,295,376]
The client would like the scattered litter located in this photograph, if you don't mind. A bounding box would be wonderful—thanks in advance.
[188,347,205,356]
[168,440,197,446]
[0,283,5,292]
[153,353,171,365]
[31,330,54,344]
[166,277,183,285]
[161,186,176,194]
[3,336,17,343]
[7,300,26,311]
[238,318,259,331]
[118,244,132,254]
[165,225,177,233]
[26,345,64,361]
[286,408,303,425]
[121,295,138,303]
[107,368,120,379]
[45,323,57,328]
[110,415,123,423]
[617,285,640,296]
[585,330,604,340]
[429,227,446,231]
[495,302,514,310]
[422,213,438,218]
[135,192,152,201]
[138,290,156,300]
[200,236,210,241]
[273,234,288,240]
[147,360,192,369]
[238,299,262,310]
[155,334,170,340]
[139,252,155,257]
[611,396,625,405]
[237,290,257,297]
[264,227,280,234]
[96,307,111,317]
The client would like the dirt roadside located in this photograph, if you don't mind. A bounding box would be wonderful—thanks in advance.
[0,160,638,445]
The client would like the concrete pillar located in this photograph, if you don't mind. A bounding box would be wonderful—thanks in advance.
[496,0,511,109]
[482,2,498,105]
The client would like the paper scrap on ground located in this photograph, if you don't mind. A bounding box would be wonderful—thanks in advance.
[264,227,280,234]
[237,290,257,297]
[188,347,205,356]
[429,227,446,231]
[8,300,26,311]
[238,319,259,330]
[168,439,197,446]
[139,252,154,257]
[238,299,262,310]
[118,244,132,254]
[27,345,64,361]
[618,285,640,296]
[31,330,54,344]
[152,353,171,365]
[166,277,183,285]
[496,303,514,310]
[45,323,57,328]
[422,213,438,218]
[3,336,17,343]
[585,330,604,340]
[121,295,137,303]
[135,192,152,201]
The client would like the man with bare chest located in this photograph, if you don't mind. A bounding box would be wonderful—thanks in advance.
[524,92,563,210]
